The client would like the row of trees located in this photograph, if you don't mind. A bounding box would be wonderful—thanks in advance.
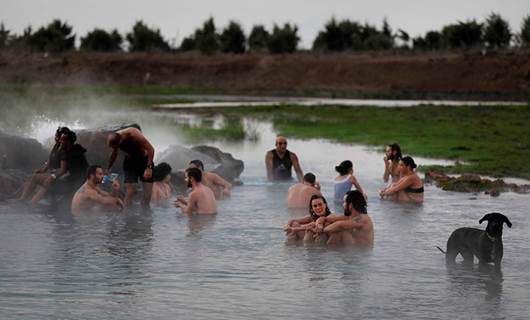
[1,14,530,54]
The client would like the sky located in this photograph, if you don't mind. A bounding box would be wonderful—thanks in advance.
[2,0,530,48]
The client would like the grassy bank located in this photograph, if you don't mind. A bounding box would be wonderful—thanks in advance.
[183,104,530,179]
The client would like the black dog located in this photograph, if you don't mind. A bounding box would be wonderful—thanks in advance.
[437,212,512,269]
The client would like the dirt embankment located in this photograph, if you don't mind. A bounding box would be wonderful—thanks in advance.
[1,50,529,100]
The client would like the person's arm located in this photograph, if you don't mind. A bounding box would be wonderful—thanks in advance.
[286,215,313,227]
[383,155,391,182]
[380,176,412,196]
[287,221,316,232]
[88,192,123,210]
[53,159,68,179]
[212,173,232,195]
[350,175,367,199]
[107,147,118,173]
[265,151,273,181]
[179,192,196,214]
[290,152,304,182]
[316,214,349,226]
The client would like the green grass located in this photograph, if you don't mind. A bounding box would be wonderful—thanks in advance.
[186,104,530,179]
[176,119,247,142]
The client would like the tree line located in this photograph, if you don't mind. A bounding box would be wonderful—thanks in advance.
[1,13,529,54]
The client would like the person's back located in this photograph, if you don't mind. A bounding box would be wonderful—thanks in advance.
[287,183,321,208]
[352,214,374,246]
[202,171,231,199]
[334,174,352,202]
[191,184,217,214]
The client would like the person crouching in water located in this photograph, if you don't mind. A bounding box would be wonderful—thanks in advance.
[284,194,332,243]
[334,160,367,202]
[71,165,123,214]
[150,162,173,207]
[188,159,232,199]
[314,190,374,247]
[379,156,424,204]
[287,172,321,209]
[174,167,217,215]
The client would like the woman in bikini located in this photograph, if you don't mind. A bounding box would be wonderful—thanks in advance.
[379,156,424,204]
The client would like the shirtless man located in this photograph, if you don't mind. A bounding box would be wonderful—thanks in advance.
[383,143,402,184]
[106,126,155,209]
[265,136,303,182]
[71,165,123,214]
[188,159,232,199]
[174,167,217,215]
[286,172,321,208]
[315,190,374,246]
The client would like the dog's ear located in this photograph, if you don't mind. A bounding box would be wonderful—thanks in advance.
[502,215,512,228]
[479,214,491,224]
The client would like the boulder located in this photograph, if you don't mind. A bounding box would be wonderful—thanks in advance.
[0,131,48,173]
[0,169,28,199]
[191,145,244,182]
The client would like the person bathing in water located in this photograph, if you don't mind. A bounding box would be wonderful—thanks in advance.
[314,190,374,246]
[150,162,173,207]
[265,136,303,182]
[106,126,155,209]
[334,160,367,202]
[379,156,424,204]
[284,194,332,243]
[383,143,402,184]
[71,165,123,214]
[188,159,232,199]
[287,172,321,209]
[174,167,217,215]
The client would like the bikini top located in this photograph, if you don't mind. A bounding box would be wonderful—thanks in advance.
[405,186,424,193]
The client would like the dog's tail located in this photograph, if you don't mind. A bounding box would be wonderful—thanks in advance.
[436,246,446,254]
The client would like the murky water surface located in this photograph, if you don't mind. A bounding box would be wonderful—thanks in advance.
[1,109,529,319]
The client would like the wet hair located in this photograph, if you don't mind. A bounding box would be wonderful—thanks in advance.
[86,164,101,179]
[153,162,172,182]
[303,172,316,184]
[401,156,417,170]
[67,130,77,143]
[345,190,367,215]
[335,160,353,175]
[189,159,205,171]
[308,194,331,221]
[56,126,71,138]
[186,167,202,183]
[388,143,402,161]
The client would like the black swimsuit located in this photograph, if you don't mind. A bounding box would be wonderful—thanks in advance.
[405,186,424,193]
[271,149,292,180]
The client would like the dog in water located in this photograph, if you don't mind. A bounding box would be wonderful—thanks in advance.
[437,212,512,269]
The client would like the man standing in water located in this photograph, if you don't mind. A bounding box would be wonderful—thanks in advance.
[71,165,123,214]
[286,173,321,208]
[174,167,217,214]
[265,136,303,181]
[106,126,155,209]
[315,190,374,246]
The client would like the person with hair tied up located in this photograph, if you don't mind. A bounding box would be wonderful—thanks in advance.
[383,143,402,183]
[334,160,367,202]
[150,162,173,207]
[286,172,321,209]
[380,156,424,204]
[174,167,217,215]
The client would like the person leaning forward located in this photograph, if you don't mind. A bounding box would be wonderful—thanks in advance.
[265,136,303,182]
[106,126,155,209]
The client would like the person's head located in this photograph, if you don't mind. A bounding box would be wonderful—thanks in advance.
[86,165,103,184]
[189,159,205,171]
[275,136,288,152]
[153,162,172,182]
[399,156,417,174]
[59,130,76,149]
[55,126,71,143]
[185,167,202,188]
[335,160,353,175]
[387,143,402,161]
[343,190,367,216]
[107,132,122,148]
[309,194,331,220]
[303,172,316,186]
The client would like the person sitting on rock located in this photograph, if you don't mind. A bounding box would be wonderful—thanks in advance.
[71,165,123,214]
[150,162,173,207]
[174,167,217,215]
[188,159,232,199]
[18,126,71,204]
[380,156,424,204]
[286,172,321,209]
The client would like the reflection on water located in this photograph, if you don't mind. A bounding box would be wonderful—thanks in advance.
[1,108,529,319]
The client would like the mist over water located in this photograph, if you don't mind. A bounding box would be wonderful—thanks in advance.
[1,101,530,319]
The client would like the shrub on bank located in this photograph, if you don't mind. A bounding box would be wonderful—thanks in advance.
[80,29,122,52]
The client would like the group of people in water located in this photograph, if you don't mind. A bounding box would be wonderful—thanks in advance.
[269,136,424,247]
[17,126,424,247]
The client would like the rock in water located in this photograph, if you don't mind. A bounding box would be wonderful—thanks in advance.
[0,131,48,173]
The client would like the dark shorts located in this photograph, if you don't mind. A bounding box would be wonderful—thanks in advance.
[123,155,153,184]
